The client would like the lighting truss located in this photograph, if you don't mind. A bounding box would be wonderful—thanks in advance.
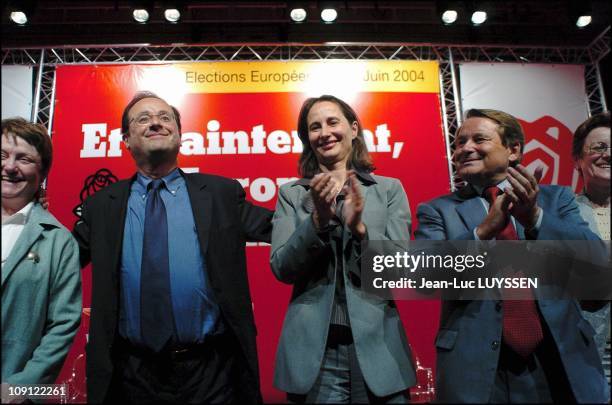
[2,26,609,189]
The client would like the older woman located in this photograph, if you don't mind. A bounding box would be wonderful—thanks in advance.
[1,118,81,401]
[270,95,415,403]
[572,111,610,386]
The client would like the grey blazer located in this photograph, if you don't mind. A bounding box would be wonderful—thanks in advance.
[270,173,416,397]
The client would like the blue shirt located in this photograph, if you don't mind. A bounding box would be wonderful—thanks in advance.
[118,169,223,345]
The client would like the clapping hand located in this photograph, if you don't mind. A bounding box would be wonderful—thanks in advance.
[476,165,543,240]
[310,173,341,231]
[504,165,544,230]
[476,189,513,240]
[342,171,367,239]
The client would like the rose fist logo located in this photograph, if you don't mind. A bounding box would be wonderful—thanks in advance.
[519,116,581,192]
[72,168,119,226]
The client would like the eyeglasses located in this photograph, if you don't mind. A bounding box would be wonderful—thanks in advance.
[586,142,610,155]
[129,112,175,126]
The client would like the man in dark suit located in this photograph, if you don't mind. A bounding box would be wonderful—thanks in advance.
[414,108,608,403]
[73,91,272,403]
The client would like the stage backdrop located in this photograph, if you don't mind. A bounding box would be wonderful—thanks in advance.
[48,60,449,403]
[459,63,589,191]
[1,65,33,120]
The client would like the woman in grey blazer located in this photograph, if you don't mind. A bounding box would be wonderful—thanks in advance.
[270,95,415,403]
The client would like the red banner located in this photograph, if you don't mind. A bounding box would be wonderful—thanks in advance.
[49,62,449,403]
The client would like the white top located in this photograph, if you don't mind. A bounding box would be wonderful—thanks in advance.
[1,201,34,268]
[590,205,610,241]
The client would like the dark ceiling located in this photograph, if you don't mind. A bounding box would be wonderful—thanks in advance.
[1,0,611,48]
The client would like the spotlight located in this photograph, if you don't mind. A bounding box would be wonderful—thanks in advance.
[290,8,307,22]
[10,11,27,25]
[321,8,337,23]
[569,0,592,29]
[164,8,181,22]
[441,10,458,24]
[133,8,150,23]
[576,15,592,28]
[471,10,487,25]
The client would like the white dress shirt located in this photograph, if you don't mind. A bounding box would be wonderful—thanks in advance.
[2,201,34,268]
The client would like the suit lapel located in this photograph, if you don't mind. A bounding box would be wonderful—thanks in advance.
[1,206,46,287]
[184,174,212,257]
[107,181,131,280]
[452,186,488,233]
[455,198,487,233]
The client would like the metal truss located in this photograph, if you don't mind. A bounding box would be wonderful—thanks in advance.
[587,26,611,64]
[3,34,609,66]
[1,44,444,65]
[585,63,607,115]
[31,50,58,134]
[2,28,609,183]
[437,47,462,191]
[584,27,610,115]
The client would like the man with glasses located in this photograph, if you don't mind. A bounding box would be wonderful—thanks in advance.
[73,91,272,403]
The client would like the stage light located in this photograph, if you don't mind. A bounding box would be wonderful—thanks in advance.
[321,8,338,23]
[441,10,458,24]
[133,8,150,23]
[10,11,27,25]
[290,8,307,22]
[576,15,592,28]
[471,10,487,25]
[569,0,592,29]
[164,8,181,22]
[437,1,461,25]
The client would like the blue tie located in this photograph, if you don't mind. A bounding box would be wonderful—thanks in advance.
[140,179,175,351]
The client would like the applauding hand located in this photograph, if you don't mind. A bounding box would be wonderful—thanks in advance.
[310,173,341,231]
[505,165,543,230]
[342,171,367,239]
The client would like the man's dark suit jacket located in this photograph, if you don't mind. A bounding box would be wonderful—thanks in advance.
[73,171,273,403]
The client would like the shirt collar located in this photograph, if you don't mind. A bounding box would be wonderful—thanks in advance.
[471,178,511,197]
[135,168,182,194]
[293,170,377,188]
[2,201,34,225]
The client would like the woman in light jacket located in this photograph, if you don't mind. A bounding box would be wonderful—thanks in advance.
[1,118,81,402]
[270,95,415,403]
[572,111,610,387]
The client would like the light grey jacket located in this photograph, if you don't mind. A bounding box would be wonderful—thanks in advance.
[270,173,416,396]
[2,203,82,385]
[575,193,611,385]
